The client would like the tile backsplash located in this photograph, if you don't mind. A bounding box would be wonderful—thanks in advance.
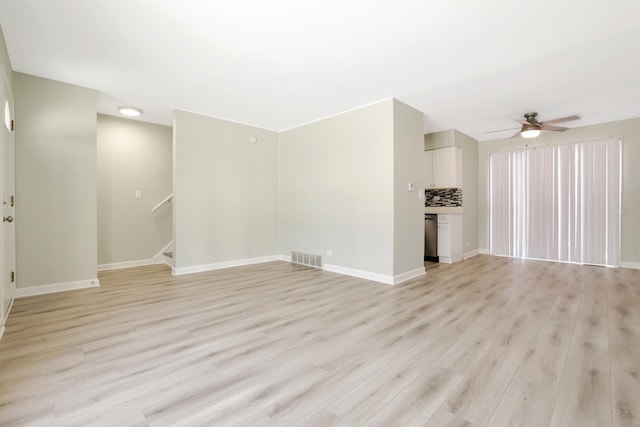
[425,188,463,207]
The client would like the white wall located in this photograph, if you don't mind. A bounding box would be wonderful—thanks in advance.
[173,110,279,270]
[14,73,98,287]
[393,99,426,275]
[424,129,479,253]
[97,114,172,266]
[478,117,640,267]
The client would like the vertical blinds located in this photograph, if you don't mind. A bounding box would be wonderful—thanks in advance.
[489,138,621,267]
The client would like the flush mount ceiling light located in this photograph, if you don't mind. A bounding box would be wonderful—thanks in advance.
[118,106,142,117]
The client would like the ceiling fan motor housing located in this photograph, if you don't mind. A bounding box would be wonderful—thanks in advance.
[523,112,541,128]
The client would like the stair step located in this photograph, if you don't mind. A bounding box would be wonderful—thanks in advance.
[163,252,173,259]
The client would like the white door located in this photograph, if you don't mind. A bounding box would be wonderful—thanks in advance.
[1,70,15,318]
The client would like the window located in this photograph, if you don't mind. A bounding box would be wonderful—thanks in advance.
[489,139,621,267]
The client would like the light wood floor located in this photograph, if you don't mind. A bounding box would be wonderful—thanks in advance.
[1,256,639,426]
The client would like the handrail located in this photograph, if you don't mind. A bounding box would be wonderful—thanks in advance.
[152,193,173,212]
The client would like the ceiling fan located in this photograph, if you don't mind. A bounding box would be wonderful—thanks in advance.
[487,112,580,139]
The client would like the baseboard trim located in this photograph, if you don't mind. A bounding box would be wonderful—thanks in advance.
[323,263,398,285]
[479,248,490,255]
[392,267,426,285]
[172,255,284,275]
[16,278,100,298]
[172,253,423,286]
[464,249,480,259]
[322,264,424,285]
[98,259,156,271]
[0,297,11,341]
[621,261,640,270]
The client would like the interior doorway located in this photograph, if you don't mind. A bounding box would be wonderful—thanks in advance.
[1,66,16,324]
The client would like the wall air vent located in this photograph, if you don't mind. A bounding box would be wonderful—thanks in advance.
[291,251,322,269]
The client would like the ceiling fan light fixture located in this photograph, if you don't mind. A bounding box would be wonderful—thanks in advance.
[118,106,142,117]
[491,112,579,140]
[520,123,541,139]
[521,128,541,138]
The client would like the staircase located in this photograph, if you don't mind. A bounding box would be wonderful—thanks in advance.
[163,251,174,267]
[152,241,174,268]
[151,195,174,268]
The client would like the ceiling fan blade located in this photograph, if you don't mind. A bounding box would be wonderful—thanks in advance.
[541,125,569,132]
[540,115,580,126]
[510,131,522,139]
[486,127,520,134]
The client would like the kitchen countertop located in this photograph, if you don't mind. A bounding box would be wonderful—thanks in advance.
[425,207,463,214]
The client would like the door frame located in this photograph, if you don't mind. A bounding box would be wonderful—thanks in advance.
[0,64,15,333]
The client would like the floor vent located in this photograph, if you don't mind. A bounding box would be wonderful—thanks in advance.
[291,251,322,269]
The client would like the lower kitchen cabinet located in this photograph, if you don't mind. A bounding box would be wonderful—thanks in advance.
[437,214,462,263]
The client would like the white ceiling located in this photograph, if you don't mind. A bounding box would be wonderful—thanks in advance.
[1,0,639,141]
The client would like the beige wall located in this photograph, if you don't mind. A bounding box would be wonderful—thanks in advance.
[173,110,279,270]
[97,114,172,266]
[424,129,455,150]
[393,99,426,274]
[478,117,640,266]
[453,130,479,253]
[14,73,98,287]
[280,100,395,276]
[280,99,417,280]
[424,129,480,254]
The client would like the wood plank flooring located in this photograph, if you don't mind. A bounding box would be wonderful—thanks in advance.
[1,255,639,426]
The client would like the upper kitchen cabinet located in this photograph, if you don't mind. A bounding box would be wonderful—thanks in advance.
[424,146,463,189]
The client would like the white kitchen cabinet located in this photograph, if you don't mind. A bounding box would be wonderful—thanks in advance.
[424,146,463,189]
[437,214,462,264]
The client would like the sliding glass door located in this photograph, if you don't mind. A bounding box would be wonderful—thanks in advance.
[489,139,621,267]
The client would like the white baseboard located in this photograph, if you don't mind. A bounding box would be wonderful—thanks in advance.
[172,253,423,286]
[621,261,640,270]
[4,297,13,321]
[464,249,480,259]
[322,263,425,285]
[16,278,100,298]
[98,241,176,271]
[172,255,284,275]
[98,259,156,271]
[323,263,394,284]
[479,248,490,255]
[0,296,11,341]
[391,267,426,285]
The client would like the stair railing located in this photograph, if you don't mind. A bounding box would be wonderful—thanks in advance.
[152,193,173,212]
